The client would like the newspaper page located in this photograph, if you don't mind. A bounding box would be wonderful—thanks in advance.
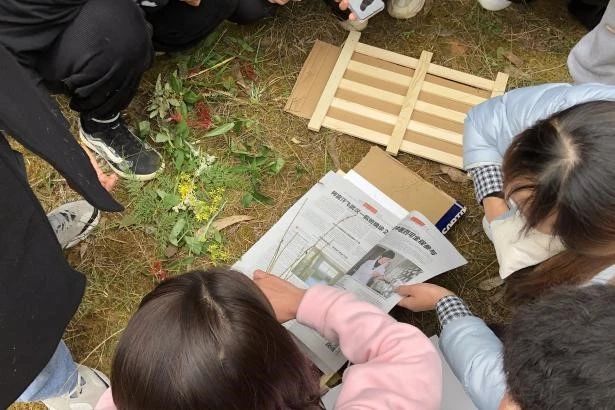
[233,171,466,374]
[233,171,400,373]
[338,211,467,312]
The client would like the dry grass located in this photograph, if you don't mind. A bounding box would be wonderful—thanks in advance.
[10,0,586,407]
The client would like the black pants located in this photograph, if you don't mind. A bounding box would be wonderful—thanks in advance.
[29,0,154,119]
[146,0,277,52]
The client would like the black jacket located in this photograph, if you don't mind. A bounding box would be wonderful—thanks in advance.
[0,44,122,406]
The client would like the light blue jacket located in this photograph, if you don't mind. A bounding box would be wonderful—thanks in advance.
[463,83,615,170]
[439,270,615,410]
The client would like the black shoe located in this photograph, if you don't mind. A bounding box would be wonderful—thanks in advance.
[80,114,164,181]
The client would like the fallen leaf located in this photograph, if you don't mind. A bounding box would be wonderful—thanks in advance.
[168,111,182,123]
[150,260,168,282]
[439,165,469,183]
[503,65,529,80]
[213,215,254,231]
[164,245,178,258]
[489,289,506,304]
[188,101,212,130]
[448,40,468,57]
[326,136,341,171]
[231,62,248,90]
[291,137,302,144]
[240,62,258,82]
[497,47,524,67]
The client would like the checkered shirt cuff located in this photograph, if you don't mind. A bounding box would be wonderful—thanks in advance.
[467,165,504,205]
[436,295,473,327]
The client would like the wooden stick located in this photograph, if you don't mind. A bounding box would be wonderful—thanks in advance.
[414,100,466,124]
[308,32,361,131]
[322,117,390,145]
[354,43,495,91]
[338,79,405,105]
[346,60,411,87]
[400,140,464,168]
[490,72,509,98]
[330,98,398,124]
[387,51,433,155]
[407,120,463,145]
[422,81,487,105]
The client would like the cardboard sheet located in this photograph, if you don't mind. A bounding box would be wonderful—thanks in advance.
[350,147,466,233]
[284,41,340,119]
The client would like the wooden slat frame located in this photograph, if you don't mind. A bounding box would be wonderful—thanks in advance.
[308,31,361,131]
[386,51,433,155]
[308,33,508,168]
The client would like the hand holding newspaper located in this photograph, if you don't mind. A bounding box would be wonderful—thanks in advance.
[234,171,466,374]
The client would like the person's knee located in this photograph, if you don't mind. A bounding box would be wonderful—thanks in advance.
[230,0,277,24]
[79,0,153,70]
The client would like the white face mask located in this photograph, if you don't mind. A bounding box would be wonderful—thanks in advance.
[489,207,566,279]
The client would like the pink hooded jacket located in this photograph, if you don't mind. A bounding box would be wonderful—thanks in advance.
[96,285,442,409]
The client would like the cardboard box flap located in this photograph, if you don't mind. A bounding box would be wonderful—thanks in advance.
[353,147,465,232]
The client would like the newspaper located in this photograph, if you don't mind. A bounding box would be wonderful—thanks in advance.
[233,171,467,374]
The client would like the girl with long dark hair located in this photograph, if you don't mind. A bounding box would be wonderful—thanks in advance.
[95,269,442,409]
[464,83,615,305]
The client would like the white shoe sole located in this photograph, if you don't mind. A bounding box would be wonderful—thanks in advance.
[79,130,164,182]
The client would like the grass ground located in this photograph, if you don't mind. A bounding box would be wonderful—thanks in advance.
[11,0,586,407]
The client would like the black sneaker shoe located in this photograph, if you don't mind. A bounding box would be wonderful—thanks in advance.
[80,114,164,181]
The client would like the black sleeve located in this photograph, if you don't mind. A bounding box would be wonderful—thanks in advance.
[0,44,122,212]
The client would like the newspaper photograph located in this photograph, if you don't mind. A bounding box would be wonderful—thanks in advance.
[233,171,466,374]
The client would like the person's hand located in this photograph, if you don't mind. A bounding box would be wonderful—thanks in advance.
[337,0,358,20]
[81,144,118,192]
[396,283,455,312]
[268,0,290,5]
[483,196,509,223]
[181,0,201,6]
[253,270,306,323]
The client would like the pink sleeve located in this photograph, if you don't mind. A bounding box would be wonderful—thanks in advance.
[94,388,117,410]
[296,285,442,410]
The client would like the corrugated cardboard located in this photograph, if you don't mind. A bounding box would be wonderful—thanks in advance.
[284,40,341,119]
[353,147,465,233]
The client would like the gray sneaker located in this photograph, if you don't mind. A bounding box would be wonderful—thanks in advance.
[43,365,110,410]
[47,200,100,250]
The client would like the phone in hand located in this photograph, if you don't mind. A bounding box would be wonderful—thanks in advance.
[347,0,385,21]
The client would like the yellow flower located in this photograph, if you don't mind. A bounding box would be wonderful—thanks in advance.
[177,174,195,201]
[207,242,230,265]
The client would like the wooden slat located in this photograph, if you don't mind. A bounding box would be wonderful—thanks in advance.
[330,98,398,124]
[346,60,411,88]
[422,81,487,105]
[354,42,495,91]
[308,31,361,131]
[322,117,391,146]
[400,140,464,168]
[387,51,433,155]
[407,120,463,145]
[490,72,509,98]
[338,79,405,105]
[414,101,466,124]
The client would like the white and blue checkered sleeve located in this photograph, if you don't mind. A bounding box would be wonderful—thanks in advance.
[436,295,474,327]
[467,165,504,205]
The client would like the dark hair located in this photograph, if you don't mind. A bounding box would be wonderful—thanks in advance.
[111,269,322,410]
[502,101,615,304]
[380,250,396,259]
[374,250,395,267]
[503,285,615,409]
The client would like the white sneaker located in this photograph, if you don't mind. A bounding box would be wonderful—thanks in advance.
[47,200,100,250]
[387,0,425,19]
[478,0,511,11]
[338,18,369,31]
[42,365,110,410]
